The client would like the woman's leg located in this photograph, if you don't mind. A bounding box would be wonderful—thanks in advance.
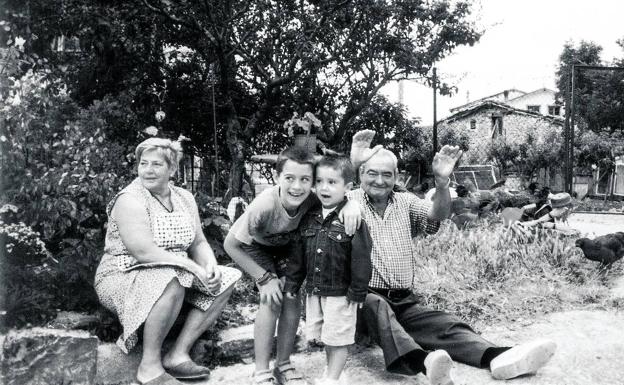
[137,278,185,383]
[163,285,235,366]
[275,292,301,365]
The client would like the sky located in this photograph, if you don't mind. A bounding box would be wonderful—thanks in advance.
[382,0,624,125]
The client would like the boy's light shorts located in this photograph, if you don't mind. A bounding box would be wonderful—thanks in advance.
[305,294,358,346]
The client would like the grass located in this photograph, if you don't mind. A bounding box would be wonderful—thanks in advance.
[411,218,621,330]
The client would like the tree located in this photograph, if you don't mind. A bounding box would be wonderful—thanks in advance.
[556,39,624,134]
[3,0,482,201]
[99,0,482,199]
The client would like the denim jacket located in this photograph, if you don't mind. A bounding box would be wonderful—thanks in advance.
[283,199,372,303]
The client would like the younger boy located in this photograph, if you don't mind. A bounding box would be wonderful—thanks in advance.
[284,155,372,385]
[224,147,361,385]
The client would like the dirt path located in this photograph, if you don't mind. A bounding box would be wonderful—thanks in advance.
[192,281,624,385]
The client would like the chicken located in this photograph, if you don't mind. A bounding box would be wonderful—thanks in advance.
[575,232,624,265]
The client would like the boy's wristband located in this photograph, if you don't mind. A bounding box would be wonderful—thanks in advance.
[255,271,277,286]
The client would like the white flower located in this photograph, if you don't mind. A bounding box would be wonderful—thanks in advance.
[10,93,21,106]
[14,36,26,50]
[304,112,322,128]
[144,126,159,136]
[0,135,6,142]
[0,204,19,213]
[155,110,166,122]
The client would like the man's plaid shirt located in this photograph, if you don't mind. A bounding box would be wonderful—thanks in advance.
[347,188,440,289]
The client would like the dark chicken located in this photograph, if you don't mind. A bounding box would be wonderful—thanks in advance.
[575,232,624,265]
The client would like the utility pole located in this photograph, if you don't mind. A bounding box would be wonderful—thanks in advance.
[432,67,438,157]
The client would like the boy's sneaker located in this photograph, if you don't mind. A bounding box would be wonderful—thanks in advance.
[252,369,277,384]
[273,361,308,385]
[423,350,454,385]
[490,339,557,380]
[313,377,342,385]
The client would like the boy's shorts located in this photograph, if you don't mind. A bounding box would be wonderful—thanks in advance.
[305,294,357,346]
[240,241,291,277]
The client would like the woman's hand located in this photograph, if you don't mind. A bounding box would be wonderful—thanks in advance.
[339,199,362,235]
[204,262,222,293]
[184,259,209,285]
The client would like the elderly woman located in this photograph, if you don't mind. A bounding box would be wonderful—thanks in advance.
[94,138,241,385]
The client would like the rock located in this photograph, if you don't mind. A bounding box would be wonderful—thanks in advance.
[46,311,100,331]
[191,339,218,367]
[216,321,306,363]
[217,324,256,361]
[95,342,142,385]
[1,328,98,385]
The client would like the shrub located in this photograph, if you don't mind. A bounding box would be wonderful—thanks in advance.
[0,66,139,326]
[412,219,608,328]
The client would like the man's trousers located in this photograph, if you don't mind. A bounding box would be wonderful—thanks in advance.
[358,290,497,375]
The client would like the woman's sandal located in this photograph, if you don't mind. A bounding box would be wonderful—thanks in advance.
[273,361,308,385]
[253,369,277,384]
[136,372,184,385]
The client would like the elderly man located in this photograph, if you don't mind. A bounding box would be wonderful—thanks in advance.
[348,130,556,385]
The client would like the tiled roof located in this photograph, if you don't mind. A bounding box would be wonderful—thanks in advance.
[441,100,564,125]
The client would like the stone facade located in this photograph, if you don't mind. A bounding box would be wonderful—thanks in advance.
[438,101,564,164]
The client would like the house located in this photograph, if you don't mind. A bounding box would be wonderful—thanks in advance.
[438,100,565,190]
[450,88,564,118]
[449,89,526,113]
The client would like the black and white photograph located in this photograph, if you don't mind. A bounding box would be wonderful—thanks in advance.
[1,0,623,384]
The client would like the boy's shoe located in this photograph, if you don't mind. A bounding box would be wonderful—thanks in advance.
[490,339,557,380]
[273,361,308,385]
[423,350,454,385]
[313,377,343,385]
[252,369,277,384]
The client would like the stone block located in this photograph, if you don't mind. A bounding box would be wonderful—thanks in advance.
[46,311,101,331]
[1,327,98,385]
[95,342,141,385]
[217,321,307,363]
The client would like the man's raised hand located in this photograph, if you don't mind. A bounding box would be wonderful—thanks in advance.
[350,130,383,170]
[432,145,462,179]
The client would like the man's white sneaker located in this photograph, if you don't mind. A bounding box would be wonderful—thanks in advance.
[423,350,454,385]
[490,339,556,380]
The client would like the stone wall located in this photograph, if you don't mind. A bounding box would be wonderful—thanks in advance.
[439,106,563,164]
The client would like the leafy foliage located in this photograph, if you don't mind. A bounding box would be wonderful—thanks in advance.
[486,131,563,181]
[0,46,140,325]
[2,0,482,198]
[556,39,624,134]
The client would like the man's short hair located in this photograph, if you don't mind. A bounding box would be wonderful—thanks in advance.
[276,146,316,175]
[361,149,398,173]
[317,155,355,184]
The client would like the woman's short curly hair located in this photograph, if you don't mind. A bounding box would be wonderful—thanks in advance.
[135,138,183,171]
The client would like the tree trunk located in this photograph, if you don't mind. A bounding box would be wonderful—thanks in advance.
[224,105,245,207]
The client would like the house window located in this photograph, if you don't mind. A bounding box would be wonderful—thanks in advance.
[527,105,540,113]
[491,115,503,139]
[548,105,561,116]
[470,119,477,130]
